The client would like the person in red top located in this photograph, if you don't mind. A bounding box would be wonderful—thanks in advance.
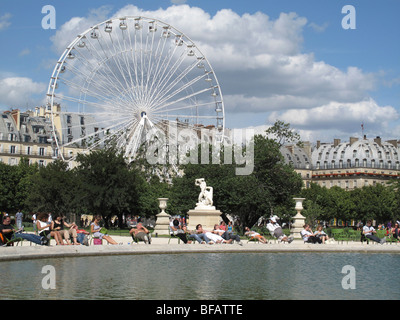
[71,225,90,245]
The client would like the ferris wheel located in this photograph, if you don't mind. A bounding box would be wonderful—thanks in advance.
[46,16,225,163]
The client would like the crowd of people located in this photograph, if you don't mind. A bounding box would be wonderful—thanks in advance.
[1,210,400,247]
[300,219,400,244]
[0,212,121,246]
[169,219,243,245]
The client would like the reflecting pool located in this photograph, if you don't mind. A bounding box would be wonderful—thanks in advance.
[1,252,399,300]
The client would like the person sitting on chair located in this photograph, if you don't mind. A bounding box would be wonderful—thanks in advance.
[0,215,48,246]
[90,215,119,245]
[390,223,400,240]
[37,213,64,246]
[213,224,242,245]
[266,217,294,243]
[189,224,213,244]
[363,220,386,244]
[244,227,268,244]
[314,224,330,244]
[52,214,79,245]
[301,224,322,244]
[170,219,191,244]
[129,222,151,244]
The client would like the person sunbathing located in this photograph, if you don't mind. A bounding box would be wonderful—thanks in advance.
[244,227,268,244]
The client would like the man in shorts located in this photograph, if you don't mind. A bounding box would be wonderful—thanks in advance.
[129,222,151,244]
[266,216,294,243]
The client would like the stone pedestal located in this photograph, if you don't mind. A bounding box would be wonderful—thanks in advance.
[290,198,306,240]
[153,198,171,236]
[187,205,222,231]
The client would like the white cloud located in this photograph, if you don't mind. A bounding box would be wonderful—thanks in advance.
[0,13,11,31]
[268,99,398,135]
[19,49,31,57]
[0,77,47,107]
[308,22,329,33]
[51,5,113,53]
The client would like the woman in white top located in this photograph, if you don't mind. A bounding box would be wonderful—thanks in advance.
[301,224,322,244]
[36,213,64,245]
[314,225,329,244]
[90,215,118,245]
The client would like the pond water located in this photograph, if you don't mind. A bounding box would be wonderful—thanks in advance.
[1,252,399,300]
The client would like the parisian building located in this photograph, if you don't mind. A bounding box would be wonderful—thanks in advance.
[0,106,98,167]
[281,136,400,190]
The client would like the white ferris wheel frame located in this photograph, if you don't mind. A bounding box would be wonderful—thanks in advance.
[46,16,225,163]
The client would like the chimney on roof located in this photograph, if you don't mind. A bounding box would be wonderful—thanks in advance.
[316,140,321,149]
[387,139,398,148]
[374,136,382,147]
[302,141,312,159]
[334,139,341,147]
[350,137,358,146]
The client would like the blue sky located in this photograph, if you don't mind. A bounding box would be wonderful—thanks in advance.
[0,0,399,142]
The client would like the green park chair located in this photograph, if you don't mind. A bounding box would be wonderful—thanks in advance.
[376,230,387,240]
[347,229,361,242]
[331,228,347,243]
[0,231,24,247]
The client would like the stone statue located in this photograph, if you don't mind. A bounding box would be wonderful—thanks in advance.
[195,178,213,207]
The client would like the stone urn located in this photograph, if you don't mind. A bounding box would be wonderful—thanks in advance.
[290,198,306,239]
[153,198,171,236]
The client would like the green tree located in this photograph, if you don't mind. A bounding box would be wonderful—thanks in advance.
[0,158,39,214]
[26,160,78,217]
[265,120,303,147]
[75,147,146,228]
[0,162,18,213]
[351,184,396,223]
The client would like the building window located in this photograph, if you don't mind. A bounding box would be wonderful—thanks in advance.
[10,145,16,154]
[39,147,45,156]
